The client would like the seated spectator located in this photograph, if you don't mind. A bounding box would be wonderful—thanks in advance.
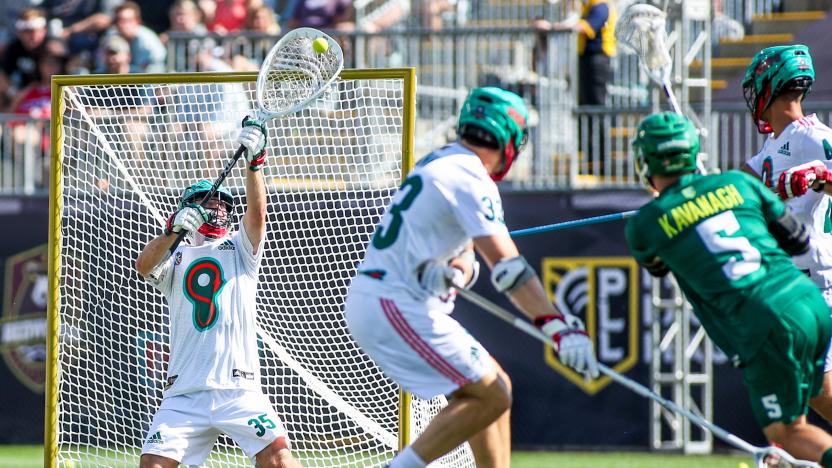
[164,0,208,41]
[246,5,280,35]
[46,0,121,54]
[163,0,212,70]
[98,2,167,73]
[100,35,133,76]
[9,40,66,188]
[10,40,67,119]
[1,8,48,108]
[202,0,252,35]
[284,0,354,31]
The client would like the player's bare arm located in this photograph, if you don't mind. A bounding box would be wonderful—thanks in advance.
[473,233,599,378]
[239,117,269,253]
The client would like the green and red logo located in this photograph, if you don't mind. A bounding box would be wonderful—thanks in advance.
[2,245,48,393]
[182,258,226,331]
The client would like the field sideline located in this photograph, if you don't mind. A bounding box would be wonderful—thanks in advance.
[0,445,752,467]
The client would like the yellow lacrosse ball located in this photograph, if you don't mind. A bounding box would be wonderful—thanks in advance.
[312,37,329,54]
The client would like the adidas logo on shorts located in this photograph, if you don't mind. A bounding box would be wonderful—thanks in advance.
[146,431,163,445]
[218,239,235,251]
[778,142,790,156]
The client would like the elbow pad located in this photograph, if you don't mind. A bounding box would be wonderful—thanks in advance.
[490,256,535,294]
[460,250,480,289]
[768,209,809,256]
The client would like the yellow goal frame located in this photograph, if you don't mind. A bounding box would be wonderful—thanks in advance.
[45,68,416,467]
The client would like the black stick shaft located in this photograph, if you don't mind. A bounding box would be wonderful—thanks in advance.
[168,144,246,253]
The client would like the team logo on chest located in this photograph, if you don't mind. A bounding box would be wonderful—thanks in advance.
[183,257,227,331]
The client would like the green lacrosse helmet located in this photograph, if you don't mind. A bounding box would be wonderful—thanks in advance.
[632,112,700,186]
[742,45,814,133]
[179,180,235,238]
[457,87,529,181]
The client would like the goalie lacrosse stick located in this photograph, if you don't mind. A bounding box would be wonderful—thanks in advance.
[168,27,344,253]
[615,3,681,114]
[455,287,820,468]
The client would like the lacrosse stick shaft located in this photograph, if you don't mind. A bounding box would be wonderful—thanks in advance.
[663,81,682,115]
[168,145,246,253]
[455,287,818,466]
[509,211,637,238]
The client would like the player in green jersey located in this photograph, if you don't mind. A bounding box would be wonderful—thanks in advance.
[625,111,832,465]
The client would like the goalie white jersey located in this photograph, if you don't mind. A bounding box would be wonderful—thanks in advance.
[147,222,264,397]
[747,114,832,288]
[352,142,509,302]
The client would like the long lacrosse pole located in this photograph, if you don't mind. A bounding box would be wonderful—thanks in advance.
[455,287,820,468]
[510,210,636,238]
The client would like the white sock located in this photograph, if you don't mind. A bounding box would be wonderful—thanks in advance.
[389,445,427,468]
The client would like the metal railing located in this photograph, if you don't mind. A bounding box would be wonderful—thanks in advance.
[0,115,50,194]
[354,0,570,30]
[722,0,782,26]
[13,103,832,194]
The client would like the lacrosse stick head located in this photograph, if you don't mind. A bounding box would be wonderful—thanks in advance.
[615,3,672,84]
[256,27,344,119]
[754,444,821,468]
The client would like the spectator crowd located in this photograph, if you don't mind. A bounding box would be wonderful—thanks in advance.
[0,0,371,116]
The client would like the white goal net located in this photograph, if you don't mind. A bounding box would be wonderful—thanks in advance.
[48,71,474,467]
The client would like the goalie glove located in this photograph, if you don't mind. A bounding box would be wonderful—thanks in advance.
[165,204,208,236]
[776,160,828,200]
[239,116,267,171]
[534,313,599,379]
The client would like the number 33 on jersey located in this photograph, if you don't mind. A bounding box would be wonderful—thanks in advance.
[356,142,509,298]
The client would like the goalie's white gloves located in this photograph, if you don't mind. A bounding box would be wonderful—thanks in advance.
[777,160,830,200]
[238,116,267,171]
[418,251,480,297]
[534,313,599,379]
[165,204,208,236]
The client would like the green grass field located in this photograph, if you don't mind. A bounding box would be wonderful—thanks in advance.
[0,445,753,467]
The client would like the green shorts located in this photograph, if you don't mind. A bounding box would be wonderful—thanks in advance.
[742,290,831,429]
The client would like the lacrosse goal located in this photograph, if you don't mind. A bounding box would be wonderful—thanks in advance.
[45,70,475,467]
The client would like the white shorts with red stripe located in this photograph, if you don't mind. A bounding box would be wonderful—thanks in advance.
[344,289,494,400]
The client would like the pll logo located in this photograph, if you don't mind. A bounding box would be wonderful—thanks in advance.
[541,257,639,395]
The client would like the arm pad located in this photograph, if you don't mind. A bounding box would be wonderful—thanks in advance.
[459,250,480,289]
[490,255,535,294]
[768,208,809,256]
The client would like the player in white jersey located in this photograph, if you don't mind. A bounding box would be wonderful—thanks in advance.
[134,118,300,468]
[345,87,599,468]
[742,45,832,423]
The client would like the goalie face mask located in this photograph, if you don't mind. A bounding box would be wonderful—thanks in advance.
[743,45,815,134]
[179,180,235,239]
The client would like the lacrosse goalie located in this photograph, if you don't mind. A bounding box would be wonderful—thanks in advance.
[134,118,300,468]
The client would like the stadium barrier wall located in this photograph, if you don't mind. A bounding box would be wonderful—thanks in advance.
[1,190,773,449]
